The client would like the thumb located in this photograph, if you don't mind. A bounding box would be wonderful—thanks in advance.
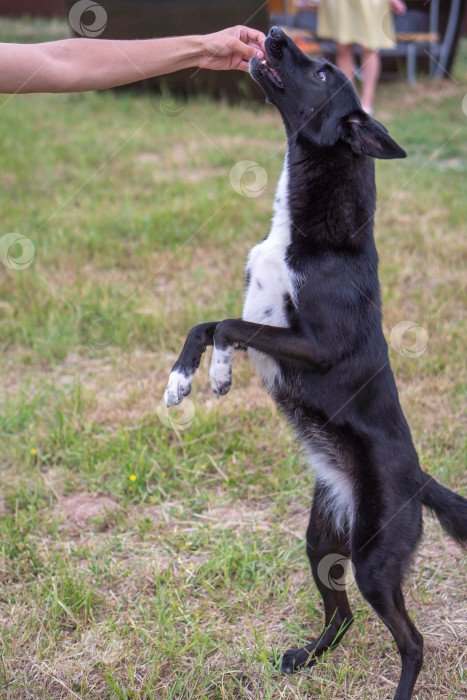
[228,38,258,61]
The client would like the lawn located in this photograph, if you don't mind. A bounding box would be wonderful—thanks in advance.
[0,18,466,700]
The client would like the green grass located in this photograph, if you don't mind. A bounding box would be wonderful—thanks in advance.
[0,19,466,700]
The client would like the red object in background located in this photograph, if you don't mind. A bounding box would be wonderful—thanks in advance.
[292,37,320,54]
[0,1,66,17]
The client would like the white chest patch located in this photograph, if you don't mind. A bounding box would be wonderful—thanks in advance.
[306,448,355,535]
[242,156,295,390]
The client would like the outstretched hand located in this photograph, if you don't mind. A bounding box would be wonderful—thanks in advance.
[197,25,266,72]
[390,0,407,14]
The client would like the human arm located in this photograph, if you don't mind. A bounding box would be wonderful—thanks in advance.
[0,25,265,94]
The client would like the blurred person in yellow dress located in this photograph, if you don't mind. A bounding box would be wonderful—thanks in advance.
[318,0,406,114]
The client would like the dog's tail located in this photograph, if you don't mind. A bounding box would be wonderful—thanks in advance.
[421,471,467,546]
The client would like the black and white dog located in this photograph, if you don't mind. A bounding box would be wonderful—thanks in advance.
[164,27,467,700]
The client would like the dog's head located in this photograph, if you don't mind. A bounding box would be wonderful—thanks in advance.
[250,27,406,160]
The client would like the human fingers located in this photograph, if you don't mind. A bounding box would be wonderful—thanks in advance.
[390,0,407,15]
[239,26,266,52]
[227,36,262,62]
[233,58,251,73]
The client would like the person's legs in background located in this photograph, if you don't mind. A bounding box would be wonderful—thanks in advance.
[360,48,381,115]
[336,42,355,84]
[336,43,381,116]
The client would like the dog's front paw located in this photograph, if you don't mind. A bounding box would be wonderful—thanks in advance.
[280,647,312,674]
[164,369,194,407]
[209,346,234,398]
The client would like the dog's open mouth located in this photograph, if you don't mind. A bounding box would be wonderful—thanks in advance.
[256,56,284,88]
[260,58,283,86]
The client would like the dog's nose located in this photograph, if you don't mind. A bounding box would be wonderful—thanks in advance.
[269,26,285,41]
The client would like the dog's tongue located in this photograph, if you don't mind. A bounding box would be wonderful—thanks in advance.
[260,58,283,85]
[270,68,282,84]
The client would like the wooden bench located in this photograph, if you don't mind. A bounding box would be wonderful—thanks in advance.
[392,1,441,84]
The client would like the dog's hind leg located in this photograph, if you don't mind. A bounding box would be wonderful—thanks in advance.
[165,321,219,407]
[352,513,424,700]
[281,485,354,673]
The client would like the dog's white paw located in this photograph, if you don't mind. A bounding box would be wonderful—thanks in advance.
[164,369,194,407]
[210,346,234,398]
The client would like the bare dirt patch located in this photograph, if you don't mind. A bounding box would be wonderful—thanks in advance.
[203,502,274,531]
[152,165,228,184]
[56,492,119,531]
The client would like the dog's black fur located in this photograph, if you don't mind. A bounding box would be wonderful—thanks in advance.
[164,28,467,700]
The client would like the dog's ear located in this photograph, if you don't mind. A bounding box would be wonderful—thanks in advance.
[342,111,406,159]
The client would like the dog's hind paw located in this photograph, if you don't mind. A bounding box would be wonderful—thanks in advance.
[209,345,234,398]
[164,369,193,407]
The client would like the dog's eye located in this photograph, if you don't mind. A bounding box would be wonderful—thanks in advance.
[317,70,327,82]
